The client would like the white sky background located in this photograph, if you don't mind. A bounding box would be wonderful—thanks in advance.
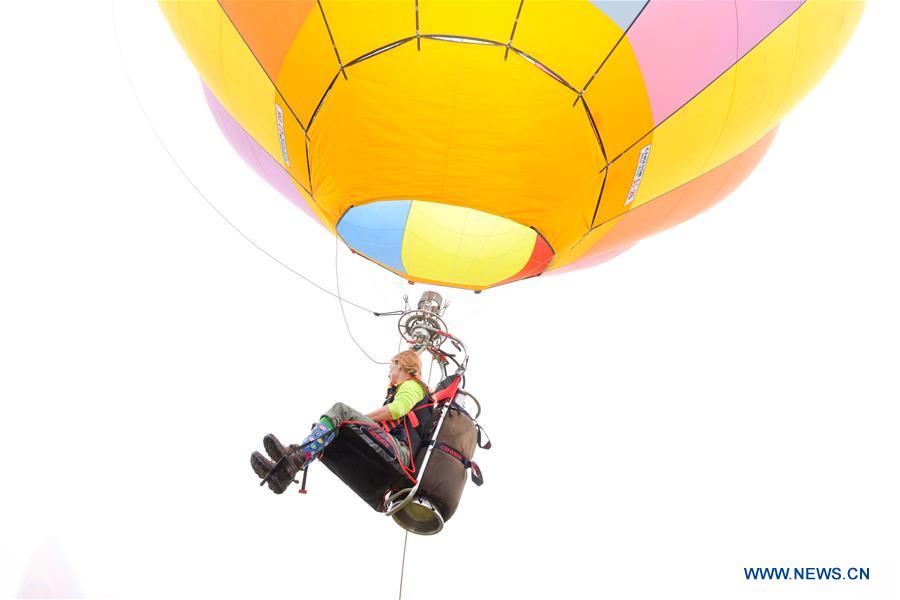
[1,1,898,598]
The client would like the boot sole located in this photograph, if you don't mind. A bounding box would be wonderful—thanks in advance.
[252,451,296,495]
[250,451,274,479]
[263,434,286,461]
[268,454,306,494]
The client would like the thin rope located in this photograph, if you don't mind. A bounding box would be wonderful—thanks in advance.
[504,0,525,60]
[111,2,378,316]
[398,530,409,600]
[334,236,390,365]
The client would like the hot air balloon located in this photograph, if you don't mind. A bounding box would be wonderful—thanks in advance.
[159,0,863,291]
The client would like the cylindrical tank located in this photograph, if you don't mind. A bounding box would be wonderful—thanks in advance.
[393,408,478,534]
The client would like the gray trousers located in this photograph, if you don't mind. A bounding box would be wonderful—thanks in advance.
[322,402,411,466]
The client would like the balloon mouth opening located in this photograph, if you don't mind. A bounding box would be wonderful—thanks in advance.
[392,497,445,535]
[336,199,554,290]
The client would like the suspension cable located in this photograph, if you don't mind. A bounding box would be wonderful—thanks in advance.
[334,237,390,365]
[112,3,379,316]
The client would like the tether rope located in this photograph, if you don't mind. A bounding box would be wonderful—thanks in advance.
[398,530,409,600]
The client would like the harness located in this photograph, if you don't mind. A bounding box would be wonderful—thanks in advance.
[380,380,436,462]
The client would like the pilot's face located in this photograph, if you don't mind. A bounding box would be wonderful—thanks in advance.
[389,358,403,385]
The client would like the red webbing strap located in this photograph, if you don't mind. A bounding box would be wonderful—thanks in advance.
[469,461,484,486]
[431,377,461,403]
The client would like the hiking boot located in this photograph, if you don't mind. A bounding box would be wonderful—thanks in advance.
[265,451,307,494]
[250,451,275,479]
[250,450,305,494]
[263,434,300,462]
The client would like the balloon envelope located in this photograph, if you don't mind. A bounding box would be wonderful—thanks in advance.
[159,0,863,290]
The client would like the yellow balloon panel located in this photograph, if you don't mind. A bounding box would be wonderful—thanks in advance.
[320,0,416,63]
[551,128,778,271]
[219,1,318,80]
[513,0,624,90]
[402,202,537,287]
[417,0,522,41]
[627,69,736,211]
[774,1,864,124]
[160,1,308,188]
[582,34,654,164]
[276,6,340,126]
[309,39,603,252]
[159,2,225,91]
[551,212,622,271]
[278,108,312,191]
[592,141,655,228]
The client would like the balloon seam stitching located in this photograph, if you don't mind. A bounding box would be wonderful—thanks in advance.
[316,0,347,80]
[415,0,421,51]
[603,0,807,171]
[301,33,609,233]
[216,0,337,218]
[590,169,609,230]
[345,37,417,69]
[576,0,651,102]
[504,0,526,61]
[306,71,342,132]
[215,0,308,136]
[580,95,608,163]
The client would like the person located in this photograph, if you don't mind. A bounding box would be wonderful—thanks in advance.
[250,349,429,494]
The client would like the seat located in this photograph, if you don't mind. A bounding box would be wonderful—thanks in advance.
[318,374,461,512]
[319,422,412,511]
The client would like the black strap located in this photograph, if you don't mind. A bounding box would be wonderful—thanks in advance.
[434,442,485,486]
[476,424,492,450]
[360,423,403,461]
[435,442,468,467]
